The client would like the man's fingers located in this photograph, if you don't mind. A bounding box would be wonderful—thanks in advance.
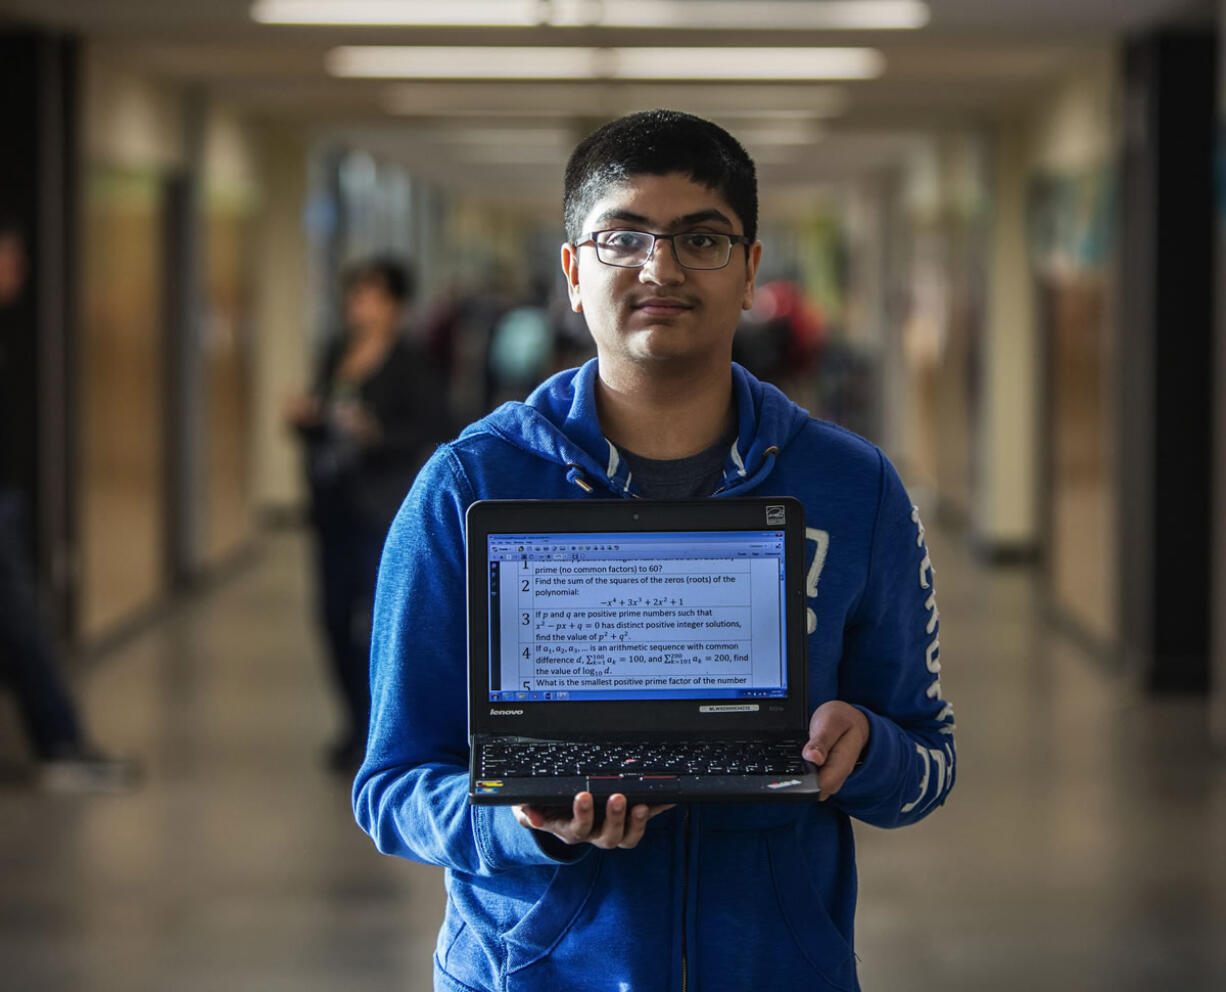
[515,804,557,831]
[569,792,595,838]
[617,804,651,848]
[805,703,849,764]
[804,702,870,802]
[804,722,846,765]
[515,795,677,849]
[590,795,628,848]
[515,794,596,844]
[805,701,870,767]
[816,734,861,800]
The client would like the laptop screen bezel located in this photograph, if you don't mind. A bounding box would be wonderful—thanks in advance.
[466,497,809,740]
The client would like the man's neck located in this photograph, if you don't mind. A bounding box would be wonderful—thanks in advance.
[595,357,735,460]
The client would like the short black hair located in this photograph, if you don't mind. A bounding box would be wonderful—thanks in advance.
[343,255,415,304]
[563,109,758,244]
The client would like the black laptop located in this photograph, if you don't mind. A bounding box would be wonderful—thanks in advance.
[466,497,820,808]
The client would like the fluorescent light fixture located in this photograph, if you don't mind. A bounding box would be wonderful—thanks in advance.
[329,47,885,81]
[253,0,928,30]
[613,48,883,80]
[330,47,591,80]
[550,1,930,30]
[383,106,582,119]
[252,0,542,26]
[380,83,850,119]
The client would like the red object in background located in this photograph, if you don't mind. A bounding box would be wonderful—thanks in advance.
[756,280,824,374]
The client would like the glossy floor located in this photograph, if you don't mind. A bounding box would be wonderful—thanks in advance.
[0,527,1223,991]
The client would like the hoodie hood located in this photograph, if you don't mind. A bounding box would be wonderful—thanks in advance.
[463,358,812,498]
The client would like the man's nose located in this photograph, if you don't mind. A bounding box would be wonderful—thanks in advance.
[638,236,685,283]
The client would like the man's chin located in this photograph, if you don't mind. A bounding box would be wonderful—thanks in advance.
[623,340,730,370]
[624,338,697,364]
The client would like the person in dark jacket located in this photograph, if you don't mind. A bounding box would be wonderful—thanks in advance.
[355,112,955,991]
[287,256,448,771]
[0,212,138,793]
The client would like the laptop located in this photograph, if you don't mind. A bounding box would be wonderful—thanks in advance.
[466,497,820,809]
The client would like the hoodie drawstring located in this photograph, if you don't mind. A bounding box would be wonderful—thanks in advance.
[565,464,595,493]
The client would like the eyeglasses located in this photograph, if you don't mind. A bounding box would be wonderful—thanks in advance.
[576,229,752,270]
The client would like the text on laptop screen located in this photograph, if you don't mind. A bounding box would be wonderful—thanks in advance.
[486,530,787,702]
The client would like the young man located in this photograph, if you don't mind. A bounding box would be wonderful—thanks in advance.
[355,110,955,992]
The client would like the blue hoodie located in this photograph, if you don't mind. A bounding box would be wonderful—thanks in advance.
[354,360,955,992]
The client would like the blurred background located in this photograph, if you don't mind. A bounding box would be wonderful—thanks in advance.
[0,1,1224,989]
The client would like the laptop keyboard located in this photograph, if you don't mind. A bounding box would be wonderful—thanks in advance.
[477,739,809,778]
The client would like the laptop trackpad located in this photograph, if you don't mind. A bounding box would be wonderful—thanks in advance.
[587,775,680,797]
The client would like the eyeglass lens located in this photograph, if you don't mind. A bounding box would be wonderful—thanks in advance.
[593,231,733,269]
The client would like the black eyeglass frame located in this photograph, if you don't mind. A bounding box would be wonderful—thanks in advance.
[574,229,754,270]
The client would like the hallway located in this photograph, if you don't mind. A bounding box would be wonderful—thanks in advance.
[2,524,1223,991]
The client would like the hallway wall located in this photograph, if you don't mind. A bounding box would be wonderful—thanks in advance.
[250,126,310,518]
[78,50,185,638]
[198,102,259,566]
[76,50,265,638]
[1025,52,1120,646]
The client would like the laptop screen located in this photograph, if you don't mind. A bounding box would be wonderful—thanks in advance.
[486,529,788,703]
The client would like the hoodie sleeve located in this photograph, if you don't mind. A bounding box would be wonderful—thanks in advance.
[826,449,956,828]
[352,447,587,872]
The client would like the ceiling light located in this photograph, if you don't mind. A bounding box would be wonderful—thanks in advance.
[550,1,930,30]
[613,48,883,80]
[253,0,928,30]
[383,107,581,119]
[380,83,850,119]
[252,1,543,26]
[329,47,885,81]
[329,47,593,79]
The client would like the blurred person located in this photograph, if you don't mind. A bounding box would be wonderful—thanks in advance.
[354,112,954,991]
[0,213,139,793]
[286,256,449,772]
[420,281,463,381]
[736,278,825,399]
[486,276,555,404]
[546,271,596,371]
[471,261,518,414]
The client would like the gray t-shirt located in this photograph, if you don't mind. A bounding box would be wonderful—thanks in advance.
[617,426,736,499]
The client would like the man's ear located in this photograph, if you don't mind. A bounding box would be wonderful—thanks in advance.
[560,242,583,313]
[741,240,763,311]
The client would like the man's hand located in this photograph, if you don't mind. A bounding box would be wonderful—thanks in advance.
[333,401,382,446]
[513,792,675,850]
[803,701,870,802]
[283,393,322,429]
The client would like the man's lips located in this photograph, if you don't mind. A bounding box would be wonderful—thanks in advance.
[631,297,696,314]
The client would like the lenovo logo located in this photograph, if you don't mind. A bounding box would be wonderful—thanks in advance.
[489,708,525,717]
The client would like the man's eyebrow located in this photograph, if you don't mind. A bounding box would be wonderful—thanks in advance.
[589,209,652,229]
[669,209,735,231]
[588,208,737,231]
